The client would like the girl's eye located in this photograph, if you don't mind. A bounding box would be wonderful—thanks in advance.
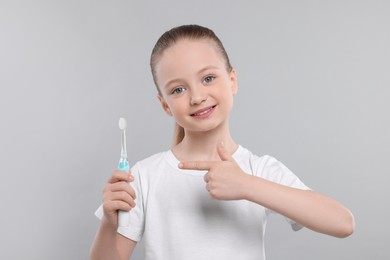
[172,87,185,95]
[203,75,215,84]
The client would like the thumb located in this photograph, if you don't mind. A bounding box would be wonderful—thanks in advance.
[217,141,234,162]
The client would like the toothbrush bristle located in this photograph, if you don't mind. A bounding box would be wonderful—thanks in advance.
[119,117,127,130]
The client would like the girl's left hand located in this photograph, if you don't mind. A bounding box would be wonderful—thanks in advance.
[179,142,251,200]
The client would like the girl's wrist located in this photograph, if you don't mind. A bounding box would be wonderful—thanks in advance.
[241,174,257,201]
[101,215,118,231]
[242,174,267,203]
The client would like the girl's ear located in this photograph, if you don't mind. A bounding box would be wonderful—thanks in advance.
[230,68,238,95]
[157,95,173,116]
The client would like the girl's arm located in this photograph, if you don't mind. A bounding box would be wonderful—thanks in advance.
[179,142,355,238]
[89,171,138,260]
[244,176,355,238]
[89,217,136,260]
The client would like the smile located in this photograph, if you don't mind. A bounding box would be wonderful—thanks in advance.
[190,105,217,118]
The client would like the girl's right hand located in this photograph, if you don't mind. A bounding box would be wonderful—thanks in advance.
[102,170,136,227]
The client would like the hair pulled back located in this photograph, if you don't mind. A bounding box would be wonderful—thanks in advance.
[150,24,232,146]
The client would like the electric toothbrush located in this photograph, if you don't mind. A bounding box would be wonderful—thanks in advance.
[118,117,130,227]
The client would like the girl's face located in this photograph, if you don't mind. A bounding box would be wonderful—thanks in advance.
[156,39,238,134]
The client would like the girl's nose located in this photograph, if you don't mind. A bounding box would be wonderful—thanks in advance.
[190,84,208,105]
[190,92,208,105]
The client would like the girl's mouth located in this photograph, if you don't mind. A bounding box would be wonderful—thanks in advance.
[190,105,216,118]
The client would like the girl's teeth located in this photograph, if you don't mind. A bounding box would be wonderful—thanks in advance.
[196,108,211,115]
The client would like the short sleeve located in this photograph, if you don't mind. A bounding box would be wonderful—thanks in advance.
[253,155,311,231]
[94,162,145,241]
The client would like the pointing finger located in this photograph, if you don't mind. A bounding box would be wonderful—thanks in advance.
[178,161,213,170]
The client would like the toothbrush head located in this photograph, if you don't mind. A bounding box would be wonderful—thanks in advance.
[119,117,127,130]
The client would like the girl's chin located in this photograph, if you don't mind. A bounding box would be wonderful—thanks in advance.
[182,122,228,134]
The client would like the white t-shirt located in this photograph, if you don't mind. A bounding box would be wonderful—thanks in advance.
[95,145,310,260]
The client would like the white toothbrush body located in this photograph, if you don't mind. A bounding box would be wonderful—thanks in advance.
[118,118,130,227]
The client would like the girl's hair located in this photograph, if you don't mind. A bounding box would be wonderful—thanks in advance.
[150,24,232,146]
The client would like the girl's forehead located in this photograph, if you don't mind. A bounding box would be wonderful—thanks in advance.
[157,39,224,69]
[154,39,227,88]
[165,39,220,58]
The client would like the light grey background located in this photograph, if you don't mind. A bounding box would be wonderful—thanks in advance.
[0,1,389,259]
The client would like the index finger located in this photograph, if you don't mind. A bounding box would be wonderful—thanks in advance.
[108,170,134,183]
[178,161,214,171]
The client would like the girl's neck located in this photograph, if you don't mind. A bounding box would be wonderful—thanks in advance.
[172,124,238,162]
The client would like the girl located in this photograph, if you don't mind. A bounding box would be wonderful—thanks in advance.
[90,24,355,260]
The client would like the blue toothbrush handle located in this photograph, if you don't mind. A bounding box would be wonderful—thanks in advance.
[118,160,130,227]
[118,160,130,173]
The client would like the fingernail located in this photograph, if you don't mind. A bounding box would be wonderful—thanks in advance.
[220,141,224,147]
[178,163,183,168]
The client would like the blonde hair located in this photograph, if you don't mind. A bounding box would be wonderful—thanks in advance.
[150,25,232,146]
